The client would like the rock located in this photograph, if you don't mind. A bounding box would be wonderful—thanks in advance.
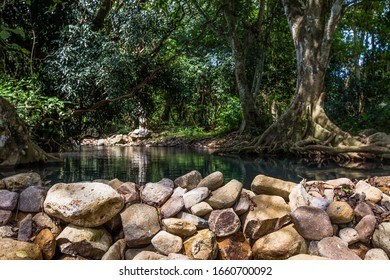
[364,248,389,260]
[176,211,208,229]
[116,182,140,205]
[33,228,56,260]
[309,197,331,211]
[288,254,330,260]
[141,178,174,207]
[172,186,187,197]
[367,132,390,146]
[174,170,202,191]
[326,201,354,224]
[183,229,217,260]
[233,192,251,215]
[56,224,112,259]
[125,244,156,260]
[325,178,353,187]
[19,185,47,212]
[162,218,197,237]
[251,175,297,200]
[191,202,213,216]
[349,242,370,259]
[129,128,151,140]
[18,214,33,242]
[197,171,224,191]
[108,178,124,190]
[101,239,126,260]
[0,238,42,260]
[290,206,333,240]
[355,215,377,243]
[151,231,183,255]
[110,134,127,145]
[372,222,390,257]
[355,180,382,203]
[289,183,310,211]
[0,225,16,238]
[2,172,42,191]
[205,179,242,209]
[216,231,252,260]
[252,224,307,260]
[104,213,122,232]
[317,237,361,260]
[0,190,19,210]
[338,228,359,245]
[354,202,375,221]
[0,180,5,189]
[96,139,105,146]
[32,212,62,237]
[208,208,241,237]
[243,194,291,239]
[121,203,160,247]
[183,187,209,209]
[43,182,124,227]
[0,209,12,225]
[167,253,189,260]
[133,251,167,260]
[160,196,184,218]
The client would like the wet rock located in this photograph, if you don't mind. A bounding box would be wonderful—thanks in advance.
[290,206,333,240]
[354,202,375,221]
[121,203,160,247]
[0,209,12,225]
[355,180,382,203]
[101,239,126,260]
[364,248,389,260]
[151,231,183,255]
[289,183,310,211]
[326,201,354,224]
[251,175,297,200]
[252,224,307,260]
[191,202,213,217]
[197,171,224,191]
[0,238,42,260]
[355,215,377,243]
[208,208,240,237]
[19,185,47,212]
[317,237,361,260]
[56,224,112,259]
[133,251,167,260]
[116,182,140,205]
[174,170,202,190]
[32,212,62,237]
[372,222,390,257]
[216,231,252,260]
[206,179,242,209]
[141,178,174,207]
[160,196,184,218]
[44,182,124,227]
[2,172,42,191]
[233,192,251,215]
[243,194,290,239]
[338,228,359,245]
[33,228,56,260]
[183,187,209,209]
[0,225,16,238]
[183,229,217,260]
[18,214,33,242]
[176,211,208,229]
[162,218,197,237]
[0,190,18,210]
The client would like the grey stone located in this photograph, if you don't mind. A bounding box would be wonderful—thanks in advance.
[141,178,174,206]
[2,172,42,191]
[197,171,224,191]
[191,202,213,216]
[183,187,209,209]
[338,228,359,245]
[0,209,12,225]
[206,179,242,209]
[17,214,33,242]
[233,192,251,215]
[176,211,208,229]
[174,170,202,190]
[355,215,377,243]
[364,248,389,260]
[160,196,184,218]
[0,190,18,210]
[372,222,390,257]
[19,185,47,212]
[151,231,183,255]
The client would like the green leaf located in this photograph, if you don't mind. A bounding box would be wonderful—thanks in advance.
[0,30,11,40]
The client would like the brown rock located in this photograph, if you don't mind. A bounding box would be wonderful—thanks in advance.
[162,218,197,238]
[317,237,361,260]
[174,170,202,190]
[197,171,224,191]
[355,215,377,243]
[208,208,241,237]
[33,228,56,260]
[191,202,213,217]
[217,231,252,260]
[32,212,62,237]
[354,202,374,221]
[349,242,370,259]
[160,196,184,218]
[2,172,42,191]
[101,239,126,260]
[108,178,124,190]
[0,238,42,260]
[251,175,296,200]
[326,201,354,224]
[206,179,242,209]
[183,229,217,260]
[116,182,140,205]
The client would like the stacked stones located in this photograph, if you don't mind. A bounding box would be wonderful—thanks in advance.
[0,171,389,260]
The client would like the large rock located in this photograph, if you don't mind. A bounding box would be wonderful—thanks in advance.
[197,171,224,191]
[1,172,42,191]
[290,206,333,240]
[33,228,56,260]
[317,237,361,260]
[43,182,124,227]
[160,196,184,218]
[289,183,310,211]
[252,224,307,260]
[355,215,377,243]
[19,185,47,212]
[364,248,389,260]
[205,179,242,209]
[372,222,390,257]
[0,238,42,260]
[355,180,383,203]
[121,203,160,247]
[0,190,19,210]
[233,192,251,215]
[151,231,183,255]
[0,97,50,167]
[183,229,218,260]
[32,212,62,237]
[162,218,197,237]
[326,201,354,224]
[141,178,174,207]
[183,187,209,209]
[216,231,252,260]
[174,170,202,190]
[243,194,291,239]
[101,239,126,260]
[208,208,241,237]
[191,202,213,216]
[354,202,374,221]
[116,182,140,205]
[251,175,297,200]
[56,224,112,259]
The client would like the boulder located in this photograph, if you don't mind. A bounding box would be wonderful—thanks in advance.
[208,208,241,237]
[160,196,184,218]
[243,194,290,239]
[56,224,112,259]
[326,201,354,224]
[151,231,183,255]
[216,231,252,260]
[0,190,18,210]
[0,238,42,260]
[197,171,224,191]
[191,202,213,217]
[108,178,124,190]
[252,224,307,260]
[141,178,174,207]
[325,178,353,187]
[2,172,42,191]
[116,182,140,205]
[183,229,218,260]
[183,187,209,209]
[233,192,251,215]
[174,170,202,190]
[43,182,124,227]
[289,183,310,211]
[251,175,296,200]
[162,218,197,238]
[101,239,126,260]
[19,185,47,212]
[33,228,56,260]
[205,179,242,209]
[355,180,383,203]
[372,222,390,257]
[317,237,361,260]
[121,203,160,247]
[290,206,333,240]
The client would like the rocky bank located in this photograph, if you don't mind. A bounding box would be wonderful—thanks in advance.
[0,171,389,260]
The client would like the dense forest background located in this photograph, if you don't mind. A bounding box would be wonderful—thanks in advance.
[0,0,389,157]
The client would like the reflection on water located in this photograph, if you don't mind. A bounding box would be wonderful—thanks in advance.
[1,146,389,188]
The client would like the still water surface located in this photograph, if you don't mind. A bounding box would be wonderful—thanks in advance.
[2,146,389,188]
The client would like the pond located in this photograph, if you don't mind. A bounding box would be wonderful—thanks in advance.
[1,146,389,188]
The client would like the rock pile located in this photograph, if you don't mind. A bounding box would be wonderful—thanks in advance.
[0,171,389,260]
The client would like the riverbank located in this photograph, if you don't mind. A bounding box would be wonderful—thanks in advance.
[0,170,389,260]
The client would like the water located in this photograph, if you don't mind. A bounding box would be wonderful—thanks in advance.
[1,146,389,188]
